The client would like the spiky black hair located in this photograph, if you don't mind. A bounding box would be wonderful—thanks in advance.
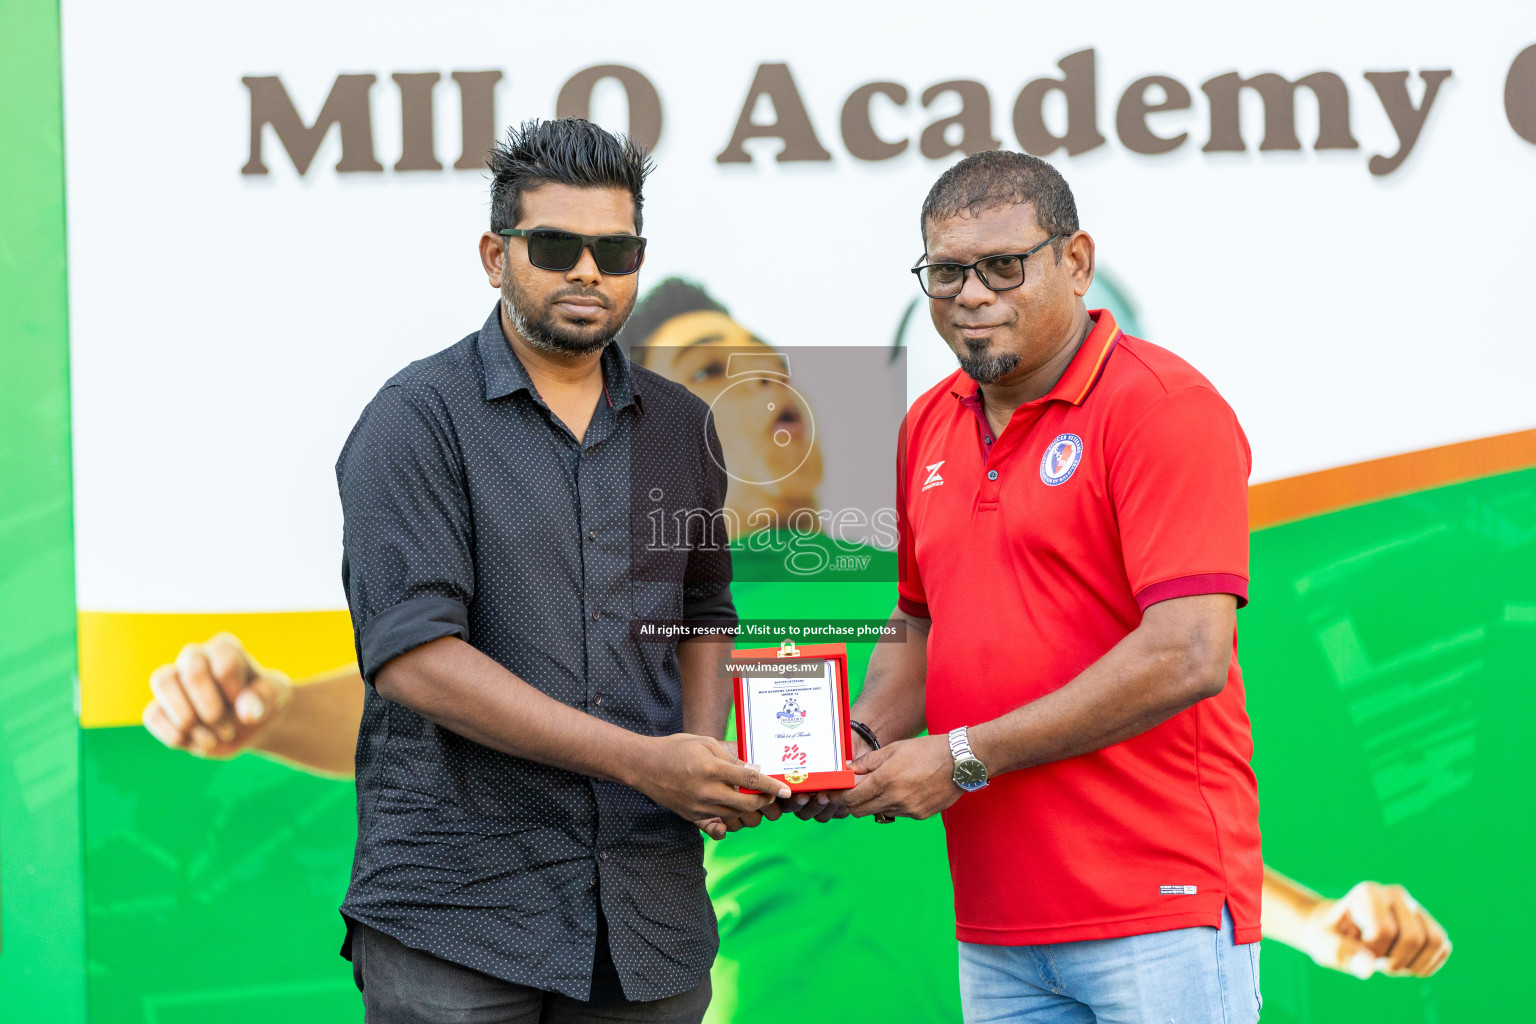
[487,118,653,233]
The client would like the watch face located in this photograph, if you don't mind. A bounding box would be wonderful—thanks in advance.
[953,757,988,792]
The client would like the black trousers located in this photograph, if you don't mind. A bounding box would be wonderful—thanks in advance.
[350,920,710,1024]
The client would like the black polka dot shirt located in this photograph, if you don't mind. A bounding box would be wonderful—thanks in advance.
[335,305,736,1001]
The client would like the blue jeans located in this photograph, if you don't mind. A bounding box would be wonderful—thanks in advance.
[958,906,1261,1024]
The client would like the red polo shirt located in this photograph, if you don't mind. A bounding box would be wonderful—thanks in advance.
[897,309,1261,945]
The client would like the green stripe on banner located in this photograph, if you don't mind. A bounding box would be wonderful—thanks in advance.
[0,0,86,1018]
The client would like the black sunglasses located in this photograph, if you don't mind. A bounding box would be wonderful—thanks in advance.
[498,228,647,276]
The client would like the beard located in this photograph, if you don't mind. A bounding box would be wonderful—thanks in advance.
[503,274,634,356]
[956,338,1021,385]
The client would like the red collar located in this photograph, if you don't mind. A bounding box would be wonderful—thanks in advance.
[951,308,1122,408]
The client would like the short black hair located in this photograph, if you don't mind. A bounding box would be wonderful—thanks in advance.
[618,278,729,362]
[488,118,653,234]
[920,150,1079,261]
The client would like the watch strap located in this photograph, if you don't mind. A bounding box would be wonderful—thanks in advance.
[948,726,974,761]
[948,726,989,791]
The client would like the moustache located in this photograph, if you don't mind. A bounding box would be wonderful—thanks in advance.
[548,288,610,309]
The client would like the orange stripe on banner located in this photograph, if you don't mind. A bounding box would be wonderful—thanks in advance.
[1249,427,1536,530]
[78,609,356,728]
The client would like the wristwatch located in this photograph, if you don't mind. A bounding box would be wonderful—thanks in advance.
[948,726,989,793]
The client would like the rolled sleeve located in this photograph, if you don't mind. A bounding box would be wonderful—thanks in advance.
[681,414,737,629]
[359,595,469,683]
[337,384,476,683]
[682,583,736,624]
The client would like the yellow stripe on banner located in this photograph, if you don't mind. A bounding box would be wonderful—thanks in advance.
[78,610,357,728]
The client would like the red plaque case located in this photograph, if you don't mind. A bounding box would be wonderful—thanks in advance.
[731,641,856,793]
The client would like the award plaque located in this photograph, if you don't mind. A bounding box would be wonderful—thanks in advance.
[731,641,856,793]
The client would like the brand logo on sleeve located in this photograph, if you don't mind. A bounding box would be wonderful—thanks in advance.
[922,461,946,491]
[1039,434,1083,486]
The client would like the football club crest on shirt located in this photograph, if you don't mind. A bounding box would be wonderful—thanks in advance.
[1039,433,1083,486]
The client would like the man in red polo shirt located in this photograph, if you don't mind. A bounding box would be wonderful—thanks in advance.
[837,151,1262,1022]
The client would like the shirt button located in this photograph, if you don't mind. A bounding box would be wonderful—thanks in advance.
[987,470,999,481]
[984,435,993,444]
[588,529,596,540]
[592,610,600,621]
[600,851,609,861]
[594,695,605,707]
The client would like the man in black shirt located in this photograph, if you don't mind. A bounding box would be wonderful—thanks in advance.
[335,118,789,1023]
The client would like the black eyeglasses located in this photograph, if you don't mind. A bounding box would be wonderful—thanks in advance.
[911,235,1061,298]
[498,228,647,276]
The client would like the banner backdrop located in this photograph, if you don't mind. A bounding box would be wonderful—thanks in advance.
[44,2,1536,1021]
